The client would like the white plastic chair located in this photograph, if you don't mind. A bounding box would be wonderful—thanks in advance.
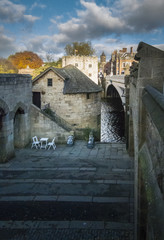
[31,136,40,149]
[47,138,56,150]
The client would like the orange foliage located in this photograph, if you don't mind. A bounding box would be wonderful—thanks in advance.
[8,51,43,69]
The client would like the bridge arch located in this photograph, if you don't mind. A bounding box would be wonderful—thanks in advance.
[106,83,125,107]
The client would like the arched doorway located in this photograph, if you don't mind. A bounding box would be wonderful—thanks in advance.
[0,108,5,131]
[14,107,25,148]
[101,84,125,142]
[0,103,14,162]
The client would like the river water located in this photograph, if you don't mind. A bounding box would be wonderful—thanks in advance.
[101,98,125,143]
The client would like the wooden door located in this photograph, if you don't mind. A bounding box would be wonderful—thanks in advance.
[33,92,41,108]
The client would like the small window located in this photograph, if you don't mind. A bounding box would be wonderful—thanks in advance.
[87,93,90,99]
[89,64,92,68]
[89,73,92,77]
[47,78,52,86]
[75,63,78,67]
[122,62,126,68]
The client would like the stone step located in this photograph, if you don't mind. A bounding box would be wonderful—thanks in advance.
[0,223,134,240]
[0,182,134,198]
[0,195,134,203]
[0,168,134,181]
[1,158,134,169]
[0,179,134,184]
[0,220,134,230]
[0,201,133,222]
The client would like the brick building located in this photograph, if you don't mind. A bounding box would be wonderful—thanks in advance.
[109,47,136,75]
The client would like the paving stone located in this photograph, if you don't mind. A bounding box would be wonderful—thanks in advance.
[0,196,35,201]
[93,197,129,203]
[70,221,104,229]
[57,195,92,202]
[0,140,134,240]
[34,195,58,201]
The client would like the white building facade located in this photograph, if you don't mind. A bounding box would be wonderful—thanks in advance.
[62,56,98,85]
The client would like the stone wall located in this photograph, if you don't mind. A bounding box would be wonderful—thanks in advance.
[62,56,98,84]
[0,74,32,162]
[125,42,164,240]
[32,70,101,138]
[30,104,72,144]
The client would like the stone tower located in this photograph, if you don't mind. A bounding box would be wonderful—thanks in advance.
[100,52,106,76]
[100,51,106,63]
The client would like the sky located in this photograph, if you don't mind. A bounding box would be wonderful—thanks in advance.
[0,0,164,61]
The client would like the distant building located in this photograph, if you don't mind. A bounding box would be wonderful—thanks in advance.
[99,52,106,75]
[18,65,35,75]
[62,56,98,84]
[109,47,136,76]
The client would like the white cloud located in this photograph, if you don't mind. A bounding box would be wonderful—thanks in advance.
[105,38,121,44]
[24,15,40,23]
[1,0,164,61]
[0,0,40,24]
[115,0,164,32]
[55,0,164,43]
[0,26,17,57]
[30,2,46,11]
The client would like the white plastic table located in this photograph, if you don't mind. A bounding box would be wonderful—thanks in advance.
[40,138,49,149]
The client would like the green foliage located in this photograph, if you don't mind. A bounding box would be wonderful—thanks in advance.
[0,58,18,73]
[65,41,95,56]
[32,58,62,79]
[83,127,100,141]
[43,107,54,117]
[8,51,43,69]
[83,127,93,141]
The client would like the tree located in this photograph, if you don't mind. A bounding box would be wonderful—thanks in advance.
[0,58,18,73]
[64,41,95,56]
[32,58,62,79]
[8,51,43,69]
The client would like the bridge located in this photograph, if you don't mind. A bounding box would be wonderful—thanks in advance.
[105,75,126,105]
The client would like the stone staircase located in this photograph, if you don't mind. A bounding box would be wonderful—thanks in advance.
[0,141,134,240]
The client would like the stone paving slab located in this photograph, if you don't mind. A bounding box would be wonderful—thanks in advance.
[0,141,134,239]
[0,228,134,240]
[0,195,134,203]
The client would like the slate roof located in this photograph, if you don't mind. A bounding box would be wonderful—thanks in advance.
[33,65,102,94]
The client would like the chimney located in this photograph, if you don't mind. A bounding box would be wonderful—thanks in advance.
[130,47,133,55]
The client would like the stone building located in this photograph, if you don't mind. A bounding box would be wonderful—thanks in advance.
[62,55,98,84]
[18,65,35,75]
[0,74,32,162]
[125,42,164,240]
[99,52,106,76]
[32,65,102,139]
[110,47,136,75]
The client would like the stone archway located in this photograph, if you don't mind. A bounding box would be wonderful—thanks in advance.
[0,100,14,162]
[107,84,120,98]
[101,84,125,142]
[0,107,5,131]
[14,107,25,148]
[13,102,30,148]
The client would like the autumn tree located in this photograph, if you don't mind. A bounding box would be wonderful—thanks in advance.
[0,58,18,73]
[65,41,95,56]
[8,51,43,69]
